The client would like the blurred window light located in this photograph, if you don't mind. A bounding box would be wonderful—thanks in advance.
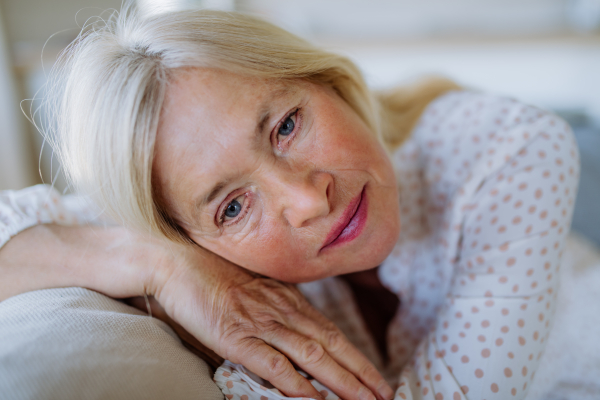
[137,0,236,15]
[242,0,580,40]
[567,0,600,32]
[136,1,600,38]
[131,0,600,124]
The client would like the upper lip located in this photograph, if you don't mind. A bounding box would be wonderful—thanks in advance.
[321,188,363,249]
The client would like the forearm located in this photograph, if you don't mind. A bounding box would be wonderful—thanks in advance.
[0,224,151,301]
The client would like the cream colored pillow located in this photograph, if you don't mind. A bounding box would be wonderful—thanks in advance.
[0,287,223,400]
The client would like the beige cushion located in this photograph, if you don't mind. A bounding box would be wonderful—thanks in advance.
[0,287,223,400]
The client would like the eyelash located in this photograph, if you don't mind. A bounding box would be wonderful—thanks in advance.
[274,108,302,150]
[216,107,302,228]
[218,192,252,226]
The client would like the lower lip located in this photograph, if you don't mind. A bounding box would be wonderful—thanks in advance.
[323,188,368,250]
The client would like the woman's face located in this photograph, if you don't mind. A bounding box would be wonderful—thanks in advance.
[154,68,400,283]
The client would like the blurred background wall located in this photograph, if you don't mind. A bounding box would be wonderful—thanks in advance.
[0,0,599,244]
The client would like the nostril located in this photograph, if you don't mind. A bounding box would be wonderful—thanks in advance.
[320,172,334,213]
[326,179,332,205]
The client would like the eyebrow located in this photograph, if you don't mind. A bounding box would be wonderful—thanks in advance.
[203,179,231,206]
[195,84,301,213]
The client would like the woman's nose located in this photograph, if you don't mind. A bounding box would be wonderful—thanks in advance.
[279,171,332,228]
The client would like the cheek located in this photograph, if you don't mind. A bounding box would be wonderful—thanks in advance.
[310,108,385,174]
[201,221,316,282]
[244,220,323,281]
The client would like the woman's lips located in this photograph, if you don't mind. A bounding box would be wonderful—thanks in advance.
[321,187,368,251]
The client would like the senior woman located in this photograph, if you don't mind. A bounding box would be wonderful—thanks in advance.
[0,6,579,400]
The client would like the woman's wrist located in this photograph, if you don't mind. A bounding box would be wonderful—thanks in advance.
[0,219,252,305]
[149,240,254,325]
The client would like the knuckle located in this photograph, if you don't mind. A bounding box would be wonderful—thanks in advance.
[219,321,254,350]
[219,329,253,360]
[324,328,345,352]
[266,353,291,380]
[359,362,378,380]
[301,339,326,365]
[261,319,285,334]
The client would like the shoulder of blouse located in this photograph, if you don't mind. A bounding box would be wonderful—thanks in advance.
[0,184,105,250]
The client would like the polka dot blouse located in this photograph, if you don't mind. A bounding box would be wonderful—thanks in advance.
[214,91,581,400]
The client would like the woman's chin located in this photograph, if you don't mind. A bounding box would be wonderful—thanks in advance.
[314,217,400,281]
[345,233,399,275]
[304,237,400,283]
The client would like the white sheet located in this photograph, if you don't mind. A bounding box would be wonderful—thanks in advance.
[527,232,600,399]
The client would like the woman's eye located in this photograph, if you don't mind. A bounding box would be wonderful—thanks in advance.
[219,193,250,226]
[278,111,297,137]
[224,198,242,218]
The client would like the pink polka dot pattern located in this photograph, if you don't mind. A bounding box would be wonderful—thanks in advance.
[215,361,341,400]
[364,93,576,400]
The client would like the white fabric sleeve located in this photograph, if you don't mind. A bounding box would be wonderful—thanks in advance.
[395,113,580,399]
[0,184,104,250]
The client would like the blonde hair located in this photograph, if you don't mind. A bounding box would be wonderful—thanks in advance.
[45,5,458,243]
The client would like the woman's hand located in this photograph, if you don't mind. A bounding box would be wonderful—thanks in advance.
[0,224,393,400]
[150,242,394,400]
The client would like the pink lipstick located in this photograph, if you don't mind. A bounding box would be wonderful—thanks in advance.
[321,187,368,251]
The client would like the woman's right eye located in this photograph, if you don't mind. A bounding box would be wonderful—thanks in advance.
[224,198,242,218]
[219,193,250,226]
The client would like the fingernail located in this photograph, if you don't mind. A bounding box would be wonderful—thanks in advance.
[358,387,376,400]
[377,381,394,400]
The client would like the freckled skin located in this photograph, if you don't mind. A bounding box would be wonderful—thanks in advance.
[153,68,400,283]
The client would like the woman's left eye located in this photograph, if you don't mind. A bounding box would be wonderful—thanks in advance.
[277,110,298,139]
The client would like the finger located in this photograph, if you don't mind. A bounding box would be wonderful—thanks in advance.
[264,283,392,399]
[289,310,394,400]
[265,326,378,400]
[228,337,324,400]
